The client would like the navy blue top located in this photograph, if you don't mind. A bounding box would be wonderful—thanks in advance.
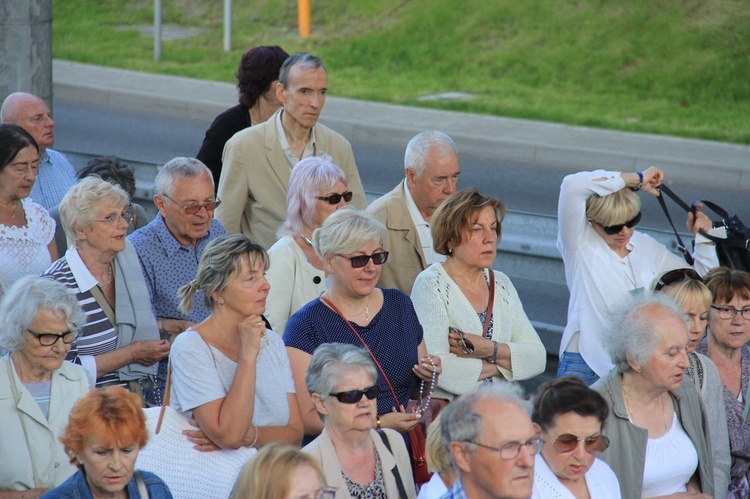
[284,288,423,413]
[41,470,172,499]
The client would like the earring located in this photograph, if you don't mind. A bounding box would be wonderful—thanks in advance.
[219,299,225,305]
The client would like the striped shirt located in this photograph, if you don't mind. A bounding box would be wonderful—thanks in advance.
[42,247,123,388]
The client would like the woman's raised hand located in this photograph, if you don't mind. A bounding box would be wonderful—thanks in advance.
[379,406,421,433]
[640,166,665,196]
[237,314,266,358]
[412,354,442,381]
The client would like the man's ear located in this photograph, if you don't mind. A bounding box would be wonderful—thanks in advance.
[405,167,417,185]
[276,82,286,105]
[450,441,473,474]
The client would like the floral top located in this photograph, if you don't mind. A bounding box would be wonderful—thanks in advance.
[342,451,387,499]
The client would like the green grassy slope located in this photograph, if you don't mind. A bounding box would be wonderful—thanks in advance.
[53,0,750,143]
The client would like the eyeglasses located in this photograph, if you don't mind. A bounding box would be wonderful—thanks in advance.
[597,212,642,235]
[329,384,380,404]
[463,438,543,460]
[449,326,474,354]
[335,251,389,268]
[163,194,221,215]
[654,268,703,291]
[93,205,133,226]
[27,328,79,346]
[294,488,337,499]
[550,433,610,453]
[316,191,353,205]
[711,305,750,321]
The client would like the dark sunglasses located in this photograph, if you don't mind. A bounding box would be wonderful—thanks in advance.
[598,212,642,235]
[449,326,474,354]
[329,384,380,404]
[27,328,79,346]
[336,251,389,268]
[316,191,353,205]
[654,268,703,291]
[551,433,610,453]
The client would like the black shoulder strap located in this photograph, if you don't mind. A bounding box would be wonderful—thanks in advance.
[377,430,409,499]
[656,185,694,265]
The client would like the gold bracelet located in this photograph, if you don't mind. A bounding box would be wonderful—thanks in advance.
[376,416,381,430]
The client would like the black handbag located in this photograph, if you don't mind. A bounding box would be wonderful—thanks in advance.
[658,184,750,271]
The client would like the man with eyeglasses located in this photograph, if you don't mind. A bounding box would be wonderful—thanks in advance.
[367,131,460,294]
[1,92,76,209]
[216,52,366,250]
[440,383,539,499]
[129,157,226,339]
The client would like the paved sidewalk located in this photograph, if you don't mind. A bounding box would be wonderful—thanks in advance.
[53,60,750,189]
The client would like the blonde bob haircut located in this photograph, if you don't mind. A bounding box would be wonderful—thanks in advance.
[431,188,505,256]
[59,176,130,247]
[585,189,641,227]
[651,272,712,312]
[426,413,451,473]
[230,443,325,499]
[312,208,387,259]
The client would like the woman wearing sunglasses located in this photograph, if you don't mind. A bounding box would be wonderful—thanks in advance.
[556,167,717,385]
[411,189,546,400]
[0,276,90,495]
[531,377,620,499]
[303,343,416,498]
[694,267,750,498]
[285,208,441,443]
[266,157,351,335]
[653,268,731,496]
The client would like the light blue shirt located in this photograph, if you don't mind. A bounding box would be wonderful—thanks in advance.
[29,149,76,210]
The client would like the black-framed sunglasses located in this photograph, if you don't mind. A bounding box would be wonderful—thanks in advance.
[329,384,380,404]
[654,268,703,291]
[598,211,642,235]
[551,433,610,453]
[449,326,474,354]
[335,251,389,268]
[163,194,221,215]
[27,328,79,346]
[316,191,353,205]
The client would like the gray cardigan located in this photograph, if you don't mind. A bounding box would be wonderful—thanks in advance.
[592,370,714,499]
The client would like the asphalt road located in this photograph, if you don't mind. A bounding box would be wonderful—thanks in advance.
[52,97,747,332]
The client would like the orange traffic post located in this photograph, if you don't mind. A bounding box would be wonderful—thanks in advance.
[298,0,311,39]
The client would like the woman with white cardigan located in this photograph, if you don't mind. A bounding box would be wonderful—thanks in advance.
[411,189,546,400]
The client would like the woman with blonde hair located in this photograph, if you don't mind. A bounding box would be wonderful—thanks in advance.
[417,414,456,499]
[232,444,333,499]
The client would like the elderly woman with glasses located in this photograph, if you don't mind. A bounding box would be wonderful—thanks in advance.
[653,268,732,496]
[303,343,416,499]
[531,377,620,499]
[265,156,350,335]
[41,177,168,399]
[556,167,718,385]
[593,294,713,499]
[285,208,441,443]
[694,267,750,497]
[0,276,89,496]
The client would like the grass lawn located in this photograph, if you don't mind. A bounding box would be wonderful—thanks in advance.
[53,0,750,143]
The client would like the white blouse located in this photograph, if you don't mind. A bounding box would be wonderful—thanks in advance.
[641,413,699,497]
[0,198,54,291]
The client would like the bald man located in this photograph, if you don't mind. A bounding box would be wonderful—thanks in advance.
[1,92,76,209]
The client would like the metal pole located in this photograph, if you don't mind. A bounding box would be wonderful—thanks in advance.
[298,0,310,39]
[154,0,162,63]
[223,0,231,52]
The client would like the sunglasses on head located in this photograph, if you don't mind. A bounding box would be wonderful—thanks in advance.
[316,191,353,205]
[654,268,703,291]
[551,433,610,453]
[598,212,642,235]
[336,251,389,268]
[329,384,380,404]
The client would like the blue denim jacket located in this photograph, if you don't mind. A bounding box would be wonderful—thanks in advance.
[41,469,173,499]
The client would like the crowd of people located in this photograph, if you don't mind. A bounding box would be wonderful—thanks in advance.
[0,45,747,499]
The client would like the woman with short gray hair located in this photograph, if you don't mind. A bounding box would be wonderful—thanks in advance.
[592,294,713,498]
[42,177,168,401]
[285,208,441,445]
[170,233,302,450]
[0,276,90,494]
[265,156,350,334]
[303,343,416,498]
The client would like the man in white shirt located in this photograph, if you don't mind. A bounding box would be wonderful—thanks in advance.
[367,131,460,294]
[215,53,366,249]
[1,92,76,209]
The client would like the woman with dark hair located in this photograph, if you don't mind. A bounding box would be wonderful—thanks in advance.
[197,45,289,188]
[531,377,620,499]
[0,123,57,292]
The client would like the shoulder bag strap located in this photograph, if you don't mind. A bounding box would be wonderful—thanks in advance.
[656,185,694,266]
[90,284,118,330]
[742,348,750,423]
[482,271,495,339]
[377,429,408,499]
[135,470,150,498]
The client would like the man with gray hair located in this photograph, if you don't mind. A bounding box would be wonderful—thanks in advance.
[367,131,460,293]
[440,383,540,499]
[129,157,225,336]
[216,52,366,249]
[1,92,76,209]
